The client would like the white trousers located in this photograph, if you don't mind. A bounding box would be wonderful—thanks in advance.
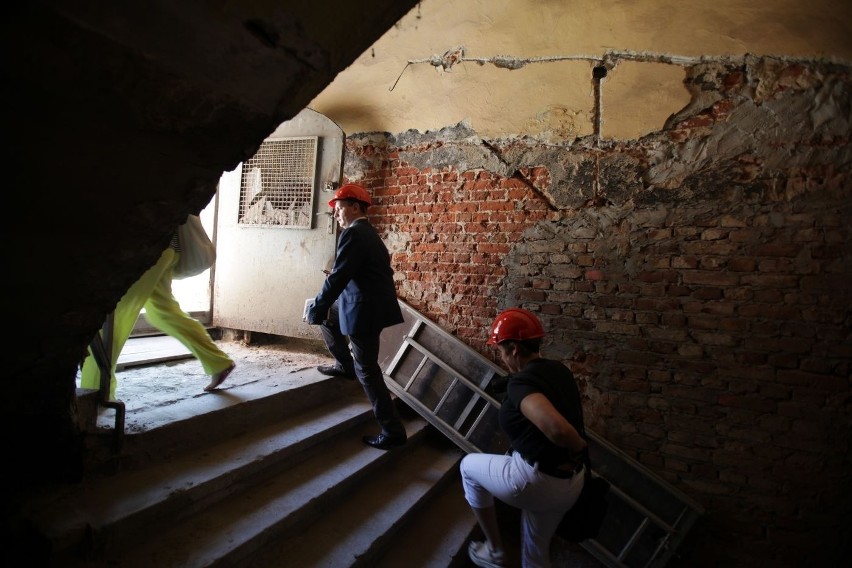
[460,450,585,568]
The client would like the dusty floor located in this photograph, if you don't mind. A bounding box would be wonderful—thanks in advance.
[99,335,335,431]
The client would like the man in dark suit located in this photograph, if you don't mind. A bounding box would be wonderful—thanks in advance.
[305,183,407,450]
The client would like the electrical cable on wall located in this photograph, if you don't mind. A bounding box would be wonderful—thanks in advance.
[388,47,842,91]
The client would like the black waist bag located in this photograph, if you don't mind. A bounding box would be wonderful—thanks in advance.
[555,473,611,542]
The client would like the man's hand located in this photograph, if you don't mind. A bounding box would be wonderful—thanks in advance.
[304,301,326,325]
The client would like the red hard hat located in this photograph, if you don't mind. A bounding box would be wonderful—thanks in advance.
[487,308,545,345]
[328,183,372,208]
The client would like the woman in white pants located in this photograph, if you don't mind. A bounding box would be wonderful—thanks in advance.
[460,308,588,568]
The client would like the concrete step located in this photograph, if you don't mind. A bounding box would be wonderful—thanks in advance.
[82,370,354,474]
[85,413,436,568]
[23,337,606,568]
[24,385,374,565]
[372,465,478,568]
[247,429,467,568]
[23,377,480,568]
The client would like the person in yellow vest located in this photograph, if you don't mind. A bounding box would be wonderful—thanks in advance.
[80,227,235,399]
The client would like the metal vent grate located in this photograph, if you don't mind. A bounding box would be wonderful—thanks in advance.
[238,136,318,228]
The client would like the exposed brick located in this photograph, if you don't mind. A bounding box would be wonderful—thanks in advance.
[744,336,813,355]
[516,289,546,301]
[635,271,669,284]
[682,241,739,255]
[635,297,680,311]
[757,258,795,273]
[590,295,632,310]
[798,357,833,374]
[348,117,852,568]
[682,271,740,286]
[686,315,718,329]
[672,256,699,269]
[595,321,640,335]
[647,255,672,269]
[741,273,800,287]
[544,264,584,279]
[667,284,693,296]
[660,442,711,462]
[692,287,724,300]
[699,256,727,270]
[753,242,801,257]
[686,301,737,315]
[718,393,777,412]
[728,257,756,271]
[720,215,748,228]
[632,282,668,297]
[701,228,728,240]
[718,317,749,331]
[673,226,701,238]
[526,240,565,253]
[539,303,561,315]
[778,369,847,391]
[693,332,738,346]
[677,343,703,357]
[724,424,773,442]
[792,228,822,242]
[757,383,792,400]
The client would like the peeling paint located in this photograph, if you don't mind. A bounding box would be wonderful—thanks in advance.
[351,57,851,212]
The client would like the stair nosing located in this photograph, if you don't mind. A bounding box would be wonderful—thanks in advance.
[24,394,375,553]
[107,418,434,568]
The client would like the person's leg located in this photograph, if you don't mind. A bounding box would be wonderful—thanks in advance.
[461,451,584,568]
[460,452,512,566]
[80,249,174,399]
[512,455,584,568]
[518,470,584,568]
[348,332,406,440]
[318,300,355,375]
[143,252,233,376]
[519,507,568,568]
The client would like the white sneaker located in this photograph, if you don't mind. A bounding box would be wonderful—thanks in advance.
[468,540,505,568]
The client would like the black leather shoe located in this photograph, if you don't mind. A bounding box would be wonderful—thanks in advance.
[362,433,407,450]
[317,365,354,378]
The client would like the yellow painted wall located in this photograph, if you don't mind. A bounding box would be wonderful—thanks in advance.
[310,0,852,141]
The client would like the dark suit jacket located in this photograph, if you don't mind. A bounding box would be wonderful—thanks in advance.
[307,218,403,336]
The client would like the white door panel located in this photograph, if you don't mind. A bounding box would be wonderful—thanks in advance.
[212,109,341,339]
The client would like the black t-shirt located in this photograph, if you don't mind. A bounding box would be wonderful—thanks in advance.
[498,358,584,468]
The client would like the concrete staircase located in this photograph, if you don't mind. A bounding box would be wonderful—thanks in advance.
[21,374,478,568]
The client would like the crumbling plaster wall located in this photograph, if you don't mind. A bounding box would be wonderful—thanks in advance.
[341,57,851,567]
[311,0,852,141]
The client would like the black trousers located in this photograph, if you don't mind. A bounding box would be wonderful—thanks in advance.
[319,301,355,374]
[320,301,405,438]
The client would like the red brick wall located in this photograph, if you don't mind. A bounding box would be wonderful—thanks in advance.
[343,58,851,567]
[372,165,552,347]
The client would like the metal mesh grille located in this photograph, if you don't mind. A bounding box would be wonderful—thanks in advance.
[238,136,318,228]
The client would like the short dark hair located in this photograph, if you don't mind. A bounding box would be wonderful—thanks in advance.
[501,338,541,354]
[348,198,368,213]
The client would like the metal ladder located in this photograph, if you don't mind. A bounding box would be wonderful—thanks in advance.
[378,300,704,568]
